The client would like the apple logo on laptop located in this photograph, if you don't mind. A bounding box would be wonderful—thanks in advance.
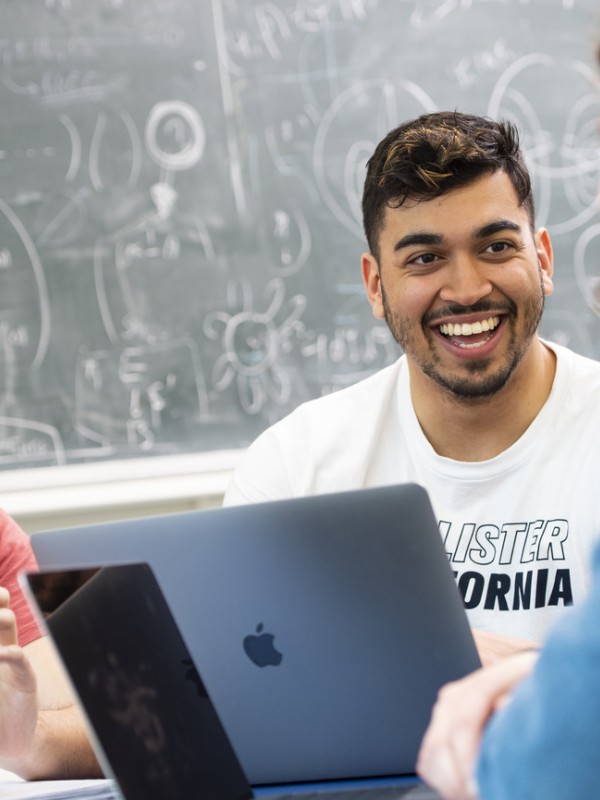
[243,623,283,667]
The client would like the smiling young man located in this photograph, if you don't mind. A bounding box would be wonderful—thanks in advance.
[224,112,600,657]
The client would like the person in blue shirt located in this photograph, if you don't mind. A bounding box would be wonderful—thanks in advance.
[417,540,600,799]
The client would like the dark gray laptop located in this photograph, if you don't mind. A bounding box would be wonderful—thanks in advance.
[21,561,442,800]
[30,484,479,788]
[22,563,252,800]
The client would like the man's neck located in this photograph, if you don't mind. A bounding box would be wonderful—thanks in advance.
[408,340,557,462]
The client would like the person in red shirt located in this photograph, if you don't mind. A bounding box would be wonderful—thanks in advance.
[0,509,100,779]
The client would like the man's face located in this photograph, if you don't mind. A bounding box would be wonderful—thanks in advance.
[361,170,554,400]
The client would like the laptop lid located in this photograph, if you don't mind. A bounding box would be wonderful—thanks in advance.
[30,483,480,785]
[21,563,253,800]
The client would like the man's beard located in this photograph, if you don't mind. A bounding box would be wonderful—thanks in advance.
[380,277,546,400]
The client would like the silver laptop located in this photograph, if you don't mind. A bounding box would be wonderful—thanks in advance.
[30,484,479,787]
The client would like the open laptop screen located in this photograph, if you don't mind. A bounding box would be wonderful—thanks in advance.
[22,563,253,800]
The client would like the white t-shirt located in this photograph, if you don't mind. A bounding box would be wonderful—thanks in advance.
[225,341,600,641]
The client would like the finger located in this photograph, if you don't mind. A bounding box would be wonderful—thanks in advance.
[417,669,506,794]
[417,654,539,798]
[0,586,10,610]
[0,607,18,647]
[418,731,479,800]
[492,690,514,713]
[445,725,483,799]
[418,739,458,799]
[0,644,37,693]
[418,693,482,799]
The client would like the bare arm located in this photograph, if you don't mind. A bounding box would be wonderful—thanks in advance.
[472,629,540,667]
[0,588,101,779]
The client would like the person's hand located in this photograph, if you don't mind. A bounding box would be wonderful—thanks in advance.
[0,587,38,759]
[0,584,100,779]
[472,628,540,666]
[416,650,539,800]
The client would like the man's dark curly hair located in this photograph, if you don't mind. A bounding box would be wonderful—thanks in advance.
[362,111,534,258]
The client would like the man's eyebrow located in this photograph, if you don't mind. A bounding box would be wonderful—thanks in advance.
[392,221,522,252]
[475,220,522,239]
[393,232,444,252]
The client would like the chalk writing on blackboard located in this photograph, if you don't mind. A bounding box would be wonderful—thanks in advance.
[0,0,599,472]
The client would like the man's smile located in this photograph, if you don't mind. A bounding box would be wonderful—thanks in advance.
[437,315,502,349]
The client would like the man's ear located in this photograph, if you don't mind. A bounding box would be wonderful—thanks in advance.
[535,227,554,297]
[361,252,385,320]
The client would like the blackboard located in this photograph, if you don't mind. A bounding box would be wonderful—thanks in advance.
[2,0,600,472]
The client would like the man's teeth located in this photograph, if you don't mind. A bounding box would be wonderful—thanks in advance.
[439,316,500,337]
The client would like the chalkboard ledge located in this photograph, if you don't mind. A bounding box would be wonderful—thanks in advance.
[2,451,242,534]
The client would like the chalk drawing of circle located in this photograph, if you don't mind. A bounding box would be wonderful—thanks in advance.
[224,313,278,376]
[489,54,556,133]
[574,223,600,317]
[488,56,600,231]
[88,110,142,192]
[0,198,49,369]
[561,93,600,211]
[313,78,436,238]
[488,54,556,199]
[145,101,206,171]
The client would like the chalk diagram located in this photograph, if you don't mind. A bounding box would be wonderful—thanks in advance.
[261,206,311,277]
[1,108,139,248]
[79,101,210,450]
[488,55,600,320]
[94,100,207,345]
[313,78,436,238]
[0,199,64,463]
[0,104,147,463]
[407,0,472,29]
[74,338,208,452]
[488,55,600,235]
[53,108,142,194]
[262,101,321,275]
[0,198,50,372]
[203,278,306,414]
[0,416,66,466]
[0,105,78,193]
[573,223,600,318]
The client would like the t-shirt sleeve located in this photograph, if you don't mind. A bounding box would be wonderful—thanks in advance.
[0,509,43,647]
[223,427,294,506]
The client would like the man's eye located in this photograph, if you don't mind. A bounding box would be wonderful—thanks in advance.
[410,252,439,266]
[486,241,513,254]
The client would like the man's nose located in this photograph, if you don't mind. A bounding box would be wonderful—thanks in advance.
[438,255,493,307]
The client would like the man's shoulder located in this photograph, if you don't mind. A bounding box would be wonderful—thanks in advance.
[308,355,405,405]
[274,356,405,428]
[224,357,406,504]
[550,339,600,368]
[549,340,600,385]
